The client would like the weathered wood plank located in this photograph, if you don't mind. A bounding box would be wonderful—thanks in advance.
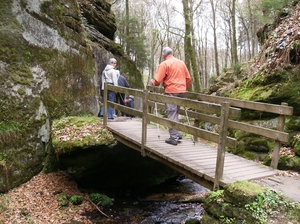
[146,85,293,115]
[106,119,279,188]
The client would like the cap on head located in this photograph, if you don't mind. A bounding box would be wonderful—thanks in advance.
[162,47,173,56]
[109,58,117,64]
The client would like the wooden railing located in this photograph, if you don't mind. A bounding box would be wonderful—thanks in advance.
[102,83,293,190]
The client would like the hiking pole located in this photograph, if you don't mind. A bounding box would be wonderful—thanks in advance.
[184,107,195,145]
[154,102,160,139]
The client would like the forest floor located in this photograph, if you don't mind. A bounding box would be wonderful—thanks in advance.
[0,169,299,223]
[0,171,97,224]
[251,170,300,203]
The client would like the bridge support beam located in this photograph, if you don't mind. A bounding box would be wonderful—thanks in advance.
[271,102,288,169]
[141,89,149,157]
[214,102,230,191]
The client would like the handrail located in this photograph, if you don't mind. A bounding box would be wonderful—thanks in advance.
[147,86,293,115]
[102,83,293,189]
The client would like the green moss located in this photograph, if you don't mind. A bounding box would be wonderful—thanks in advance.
[52,116,116,155]
[244,151,255,160]
[276,155,300,171]
[227,181,265,197]
[89,193,113,207]
[17,87,25,95]
[69,195,83,205]
[292,136,300,156]
[58,194,69,207]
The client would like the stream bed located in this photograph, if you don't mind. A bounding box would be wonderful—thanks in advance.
[83,175,208,223]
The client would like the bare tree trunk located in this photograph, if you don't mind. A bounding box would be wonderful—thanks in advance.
[182,0,200,92]
[210,0,220,77]
[125,0,130,55]
[247,0,256,57]
[231,0,238,65]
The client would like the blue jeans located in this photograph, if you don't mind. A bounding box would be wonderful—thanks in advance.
[100,91,115,119]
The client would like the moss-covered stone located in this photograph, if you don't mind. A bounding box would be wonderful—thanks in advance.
[224,181,265,206]
[0,0,143,193]
[51,116,116,155]
[202,181,300,223]
[277,155,300,172]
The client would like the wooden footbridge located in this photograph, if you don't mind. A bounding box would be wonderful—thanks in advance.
[101,84,293,190]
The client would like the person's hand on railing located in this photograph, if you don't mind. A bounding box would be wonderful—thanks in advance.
[149,79,155,86]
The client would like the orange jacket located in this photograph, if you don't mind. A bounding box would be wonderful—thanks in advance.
[152,55,191,93]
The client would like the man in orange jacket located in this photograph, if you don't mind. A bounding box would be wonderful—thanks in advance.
[151,47,191,145]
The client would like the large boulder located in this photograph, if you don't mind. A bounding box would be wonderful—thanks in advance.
[0,0,142,192]
[49,116,179,190]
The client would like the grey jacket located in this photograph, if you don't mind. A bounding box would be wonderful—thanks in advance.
[101,64,120,90]
[118,75,130,88]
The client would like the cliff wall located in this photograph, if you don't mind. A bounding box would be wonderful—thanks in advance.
[0,0,142,192]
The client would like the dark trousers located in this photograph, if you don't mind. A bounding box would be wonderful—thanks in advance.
[115,93,125,116]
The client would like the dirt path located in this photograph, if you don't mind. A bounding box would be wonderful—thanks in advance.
[251,170,300,202]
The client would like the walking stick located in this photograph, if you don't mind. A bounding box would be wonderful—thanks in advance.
[184,107,195,145]
[154,102,160,139]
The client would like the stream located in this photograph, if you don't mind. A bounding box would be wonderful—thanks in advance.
[83,175,208,223]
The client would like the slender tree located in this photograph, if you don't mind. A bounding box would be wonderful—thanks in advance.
[209,0,220,77]
[231,0,238,65]
[125,0,130,55]
[182,0,200,92]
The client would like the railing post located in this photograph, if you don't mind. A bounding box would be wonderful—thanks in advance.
[141,89,149,157]
[214,102,230,191]
[103,83,108,126]
[193,118,200,143]
[271,102,287,169]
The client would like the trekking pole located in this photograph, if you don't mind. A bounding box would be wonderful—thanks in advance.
[184,107,195,145]
[154,102,160,139]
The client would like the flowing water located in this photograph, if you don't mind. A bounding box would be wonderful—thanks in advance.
[84,175,208,223]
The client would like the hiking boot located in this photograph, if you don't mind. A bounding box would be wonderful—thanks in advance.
[165,138,178,146]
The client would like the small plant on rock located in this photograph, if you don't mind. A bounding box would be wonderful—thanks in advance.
[245,189,296,224]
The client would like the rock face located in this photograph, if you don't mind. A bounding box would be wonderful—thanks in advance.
[0,0,142,192]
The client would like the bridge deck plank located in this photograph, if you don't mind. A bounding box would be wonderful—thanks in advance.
[106,119,278,188]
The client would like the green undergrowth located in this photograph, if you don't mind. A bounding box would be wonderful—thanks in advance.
[202,181,300,224]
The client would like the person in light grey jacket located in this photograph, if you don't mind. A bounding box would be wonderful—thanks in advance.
[99,58,120,119]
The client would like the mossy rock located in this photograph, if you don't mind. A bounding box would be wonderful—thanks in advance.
[89,193,113,207]
[202,188,255,223]
[185,218,200,224]
[199,214,219,224]
[291,133,300,156]
[235,131,272,154]
[224,181,265,207]
[51,116,116,155]
[277,155,300,172]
